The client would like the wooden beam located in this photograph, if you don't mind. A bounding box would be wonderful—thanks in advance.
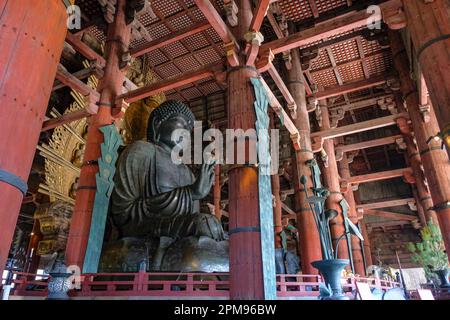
[53,66,99,91]
[249,0,270,32]
[193,0,236,44]
[66,32,106,67]
[130,21,210,57]
[364,209,418,221]
[308,0,319,18]
[267,10,284,39]
[348,167,413,185]
[314,74,390,100]
[329,94,395,112]
[367,220,412,229]
[311,113,408,142]
[260,78,300,150]
[260,0,401,55]
[266,64,296,114]
[41,109,90,132]
[281,202,297,217]
[260,9,375,55]
[357,197,416,210]
[335,135,403,153]
[55,64,97,97]
[117,63,223,104]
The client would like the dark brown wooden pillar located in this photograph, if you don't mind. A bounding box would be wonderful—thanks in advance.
[25,220,42,274]
[0,0,67,274]
[360,221,373,270]
[403,0,450,150]
[338,154,365,275]
[213,164,222,220]
[271,173,283,249]
[66,0,131,268]
[390,30,450,259]
[395,95,437,226]
[227,0,264,299]
[288,47,322,274]
[270,113,283,249]
[320,103,349,261]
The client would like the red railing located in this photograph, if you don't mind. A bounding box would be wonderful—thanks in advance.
[343,276,401,292]
[6,271,402,299]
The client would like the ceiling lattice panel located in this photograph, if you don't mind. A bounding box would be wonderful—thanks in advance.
[278,0,313,22]
[76,0,394,104]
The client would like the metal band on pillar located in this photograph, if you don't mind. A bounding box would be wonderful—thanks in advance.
[417,34,450,60]
[0,168,28,195]
[433,201,450,212]
[229,226,261,235]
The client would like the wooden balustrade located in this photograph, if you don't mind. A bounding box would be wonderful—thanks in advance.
[5,271,407,299]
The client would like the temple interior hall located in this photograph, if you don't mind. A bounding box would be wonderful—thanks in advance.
[0,0,449,301]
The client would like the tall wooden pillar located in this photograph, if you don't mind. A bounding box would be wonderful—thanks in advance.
[320,103,349,260]
[271,173,283,249]
[270,112,283,249]
[213,165,222,220]
[395,95,437,226]
[66,0,131,268]
[338,154,365,275]
[25,220,42,274]
[227,0,264,299]
[288,46,322,274]
[0,0,67,274]
[360,221,373,270]
[402,0,450,148]
[390,31,450,259]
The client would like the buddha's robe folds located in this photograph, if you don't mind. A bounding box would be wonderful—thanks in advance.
[111,141,221,239]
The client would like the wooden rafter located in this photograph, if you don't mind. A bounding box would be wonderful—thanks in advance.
[193,0,237,45]
[311,113,409,142]
[260,9,378,55]
[55,64,98,97]
[348,168,413,185]
[328,93,395,112]
[308,0,319,18]
[335,134,403,154]
[66,32,106,67]
[357,198,416,210]
[117,63,223,104]
[266,63,296,114]
[250,0,271,32]
[41,109,90,132]
[314,74,391,100]
[260,78,300,149]
[130,21,210,58]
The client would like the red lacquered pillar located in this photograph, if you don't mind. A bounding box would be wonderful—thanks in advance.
[0,0,67,274]
[227,0,264,299]
[320,103,349,261]
[65,0,131,268]
[288,46,322,275]
[390,30,450,260]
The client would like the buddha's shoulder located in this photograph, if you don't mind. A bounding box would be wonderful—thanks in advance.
[121,140,156,159]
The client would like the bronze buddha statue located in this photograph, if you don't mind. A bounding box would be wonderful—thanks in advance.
[99,100,228,273]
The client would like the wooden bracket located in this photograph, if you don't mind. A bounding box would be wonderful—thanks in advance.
[224,41,240,67]
[223,0,238,27]
[244,31,264,66]
[418,103,431,123]
[382,4,407,30]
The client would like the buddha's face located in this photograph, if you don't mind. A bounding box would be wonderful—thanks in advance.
[157,115,190,149]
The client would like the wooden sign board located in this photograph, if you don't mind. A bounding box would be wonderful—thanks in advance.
[355,282,376,300]
[417,289,435,300]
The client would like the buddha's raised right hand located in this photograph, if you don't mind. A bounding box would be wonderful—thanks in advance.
[190,161,216,200]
